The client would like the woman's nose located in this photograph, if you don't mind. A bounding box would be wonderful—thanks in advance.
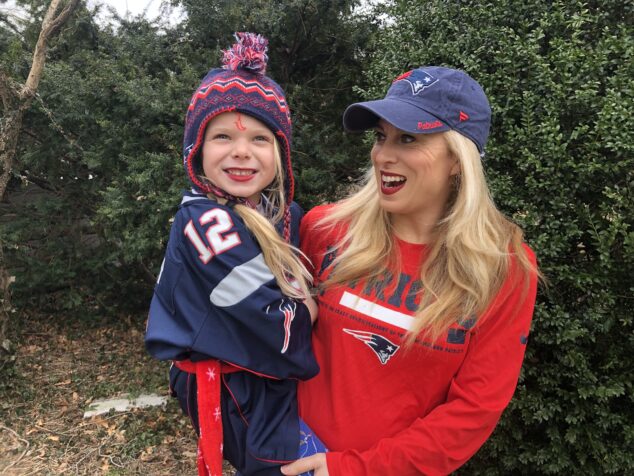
[372,143,397,165]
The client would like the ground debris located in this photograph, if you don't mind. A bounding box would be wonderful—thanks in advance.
[0,313,236,475]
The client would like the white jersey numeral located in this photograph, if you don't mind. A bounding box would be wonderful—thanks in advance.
[184,208,241,264]
[184,220,213,263]
[200,208,241,253]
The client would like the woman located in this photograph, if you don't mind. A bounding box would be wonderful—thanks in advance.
[281,66,539,475]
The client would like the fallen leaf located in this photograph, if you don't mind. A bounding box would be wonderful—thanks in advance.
[140,445,156,461]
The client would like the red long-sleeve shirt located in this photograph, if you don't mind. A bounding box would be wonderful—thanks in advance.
[298,204,538,475]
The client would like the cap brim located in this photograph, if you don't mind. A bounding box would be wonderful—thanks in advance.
[343,98,450,135]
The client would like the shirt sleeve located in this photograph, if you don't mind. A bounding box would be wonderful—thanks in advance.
[325,247,538,476]
[146,202,318,381]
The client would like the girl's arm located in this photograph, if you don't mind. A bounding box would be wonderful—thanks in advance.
[146,200,318,380]
[304,294,319,324]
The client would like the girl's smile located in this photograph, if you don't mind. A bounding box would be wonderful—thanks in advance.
[225,168,258,181]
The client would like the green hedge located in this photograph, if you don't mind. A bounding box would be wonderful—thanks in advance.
[361,0,633,473]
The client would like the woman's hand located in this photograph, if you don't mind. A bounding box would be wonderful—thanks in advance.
[281,453,329,476]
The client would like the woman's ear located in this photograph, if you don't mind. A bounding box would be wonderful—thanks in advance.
[449,157,461,176]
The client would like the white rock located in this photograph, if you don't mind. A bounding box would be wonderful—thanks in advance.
[83,393,168,418]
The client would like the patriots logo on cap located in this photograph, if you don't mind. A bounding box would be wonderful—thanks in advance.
[343,328,400,364]
[396,69,438,95]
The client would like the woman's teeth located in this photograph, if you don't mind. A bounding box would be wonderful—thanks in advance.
[382,175,406,186]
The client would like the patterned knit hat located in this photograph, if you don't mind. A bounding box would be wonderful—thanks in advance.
[182,33,294,237]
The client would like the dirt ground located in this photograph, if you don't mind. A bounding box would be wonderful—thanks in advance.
[0,312,236,475]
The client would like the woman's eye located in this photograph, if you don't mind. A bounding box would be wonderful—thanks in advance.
[401,134,415,143]
[373,130,385,142]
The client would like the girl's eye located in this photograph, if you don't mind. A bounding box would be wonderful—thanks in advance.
[254,135,271,142]
[213,133,230,140]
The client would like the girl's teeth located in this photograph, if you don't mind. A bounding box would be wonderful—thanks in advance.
[227,169,254,176]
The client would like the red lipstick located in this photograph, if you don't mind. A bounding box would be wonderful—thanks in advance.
[225,168,256,182]
[380,171,406,195]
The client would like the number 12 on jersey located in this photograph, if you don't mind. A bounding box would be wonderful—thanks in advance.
[184,208,242,264]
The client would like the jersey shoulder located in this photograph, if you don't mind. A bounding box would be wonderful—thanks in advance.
[177,193,241,223]
[171,193,263,267]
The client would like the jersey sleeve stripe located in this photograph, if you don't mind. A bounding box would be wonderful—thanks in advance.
[209,253,275,307]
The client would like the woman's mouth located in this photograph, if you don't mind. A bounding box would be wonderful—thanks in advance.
[380,172,406,195]
[225,168,256,182]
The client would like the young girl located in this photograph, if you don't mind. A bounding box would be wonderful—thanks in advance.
[145,33,325,476]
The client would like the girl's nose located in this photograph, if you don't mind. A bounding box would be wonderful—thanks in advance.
[232,138,251,159]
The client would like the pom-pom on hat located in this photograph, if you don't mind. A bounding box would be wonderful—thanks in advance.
[343,66,491,154]
[182,32,294,236]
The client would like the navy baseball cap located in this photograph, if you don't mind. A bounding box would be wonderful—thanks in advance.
[343,66,491,154]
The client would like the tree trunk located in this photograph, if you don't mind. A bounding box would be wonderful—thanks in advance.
[0,0,80,362]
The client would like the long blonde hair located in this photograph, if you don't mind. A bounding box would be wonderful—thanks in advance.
[319,131,537,344]
[205,140,312,300]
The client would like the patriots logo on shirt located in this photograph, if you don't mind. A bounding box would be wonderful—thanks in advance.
[343,328,400,364]
[397,69,438,95]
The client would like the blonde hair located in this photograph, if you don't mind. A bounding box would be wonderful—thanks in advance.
[319,130,538,344]
[204,140,312,300]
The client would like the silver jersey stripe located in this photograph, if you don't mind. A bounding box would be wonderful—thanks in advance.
[210,253,274,307]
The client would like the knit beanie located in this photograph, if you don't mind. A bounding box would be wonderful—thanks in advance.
[182,33,294,237]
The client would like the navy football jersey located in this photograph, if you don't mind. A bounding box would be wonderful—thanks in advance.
[145,192,318,474]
